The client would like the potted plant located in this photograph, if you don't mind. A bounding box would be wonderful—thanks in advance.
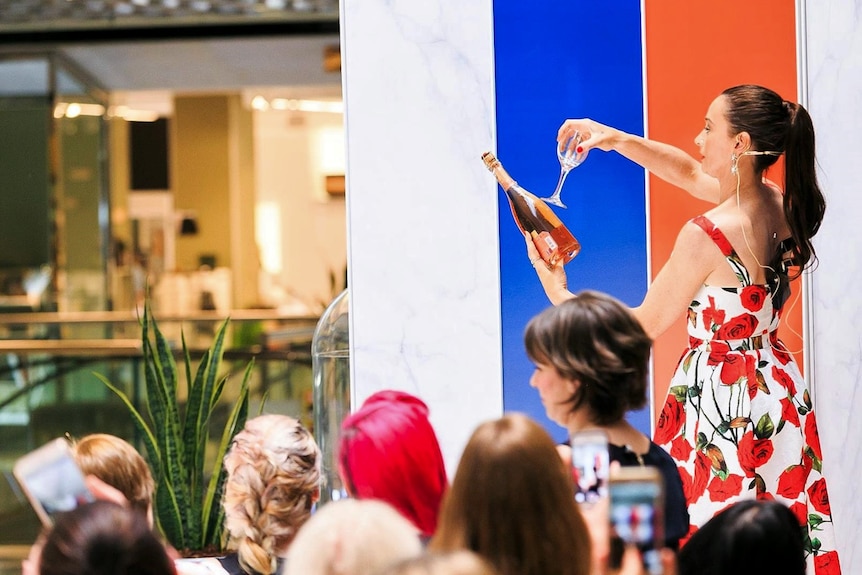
[96,302,251,555]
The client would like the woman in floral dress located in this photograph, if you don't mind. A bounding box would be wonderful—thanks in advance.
[526,84,841,574]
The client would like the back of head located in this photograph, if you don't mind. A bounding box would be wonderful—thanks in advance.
[431,413,591,575]
[70,434,154,515]
[39,500,174,575]
[284,499,422,575]
[339,390,448,536]
[376,551,501,575]
[677,500,805,575]
[721,84,824,271]
[523,291,651,425]
[223,414,321,575]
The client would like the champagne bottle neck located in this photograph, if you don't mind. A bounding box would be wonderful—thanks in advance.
[482,151,516,190]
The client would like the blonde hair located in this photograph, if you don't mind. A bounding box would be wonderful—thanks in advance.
[376,551,501,575]
[223,414,321,575]
[70,434,154,515]
[284,499,422,575]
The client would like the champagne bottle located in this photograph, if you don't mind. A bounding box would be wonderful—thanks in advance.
[482,151,580,265]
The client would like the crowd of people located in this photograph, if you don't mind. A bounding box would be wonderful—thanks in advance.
[18,84,840,575]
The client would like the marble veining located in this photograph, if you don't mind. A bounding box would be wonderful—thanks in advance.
[341,0,502,474]
[805,0,862,570]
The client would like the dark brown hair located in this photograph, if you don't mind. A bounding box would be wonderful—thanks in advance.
[430,414,591,575]
[677,500,805,575]
[39,501,175,575]
[721,84,825,273]
[523,290,651,425]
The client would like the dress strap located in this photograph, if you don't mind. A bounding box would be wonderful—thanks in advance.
[691,215,751,286]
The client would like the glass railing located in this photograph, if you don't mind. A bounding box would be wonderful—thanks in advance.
[0,309,318,555]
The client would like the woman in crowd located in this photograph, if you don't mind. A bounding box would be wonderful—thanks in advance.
[283,499,422,575]
[523,290,689,549]
[430,413,591,575]
[218,414,321,575]
[677,500,811,575]
[71,433,155,521]
[527,84,839,571]
[339,390,448,540]
[38,500,175,575]
[22,434,158,575]
[375,551,500,575]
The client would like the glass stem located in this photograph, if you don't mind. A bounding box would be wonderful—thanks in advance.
[551,168,570,199]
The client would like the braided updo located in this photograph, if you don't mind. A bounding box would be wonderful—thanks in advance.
[222,415,321,575]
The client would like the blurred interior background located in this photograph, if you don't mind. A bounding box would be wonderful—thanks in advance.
[0,1,345,558]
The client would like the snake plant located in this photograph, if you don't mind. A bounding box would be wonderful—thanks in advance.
[95,302,251,554]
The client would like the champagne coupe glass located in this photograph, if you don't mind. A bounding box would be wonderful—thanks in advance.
[543,131,588,208]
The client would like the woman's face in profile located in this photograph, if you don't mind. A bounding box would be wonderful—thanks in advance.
[529,362,575,426]
[695,95,735,178]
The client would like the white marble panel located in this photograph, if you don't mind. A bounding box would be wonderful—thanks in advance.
[340,0,502,473]
[805,1,862,571]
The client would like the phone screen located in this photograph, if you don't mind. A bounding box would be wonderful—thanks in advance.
[609,473,664,575]
[570,430,609,505]
[14,440,95,525]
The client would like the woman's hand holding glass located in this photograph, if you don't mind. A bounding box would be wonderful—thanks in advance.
[543,131,589,208]
[557,118,619,154]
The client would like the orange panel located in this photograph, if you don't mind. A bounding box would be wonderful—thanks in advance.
[644,1,802,424]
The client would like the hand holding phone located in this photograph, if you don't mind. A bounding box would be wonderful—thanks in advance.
[570,429,610,505]
[608,466,665,575]
[13,438,96,526]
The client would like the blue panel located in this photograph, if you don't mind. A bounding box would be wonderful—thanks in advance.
[493,0,649,442]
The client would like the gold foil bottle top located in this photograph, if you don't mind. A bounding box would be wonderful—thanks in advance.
[481,151,500,171]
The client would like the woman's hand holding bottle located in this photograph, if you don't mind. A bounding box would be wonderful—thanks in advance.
[524,232,575,305]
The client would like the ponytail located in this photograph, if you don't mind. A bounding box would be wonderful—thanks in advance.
[721,85,826,275]
[782,102,825,275]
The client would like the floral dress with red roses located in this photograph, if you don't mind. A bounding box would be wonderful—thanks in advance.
[654,216,841,575]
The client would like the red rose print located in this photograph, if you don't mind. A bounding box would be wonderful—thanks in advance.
[691,451,710,501]
[707,340,729,366]
[737,430,774,478]
[770,334,793,365]
[654,397,684,446]
[678,523,699,548]
[715,313,758,339]
[689,336,704,349]
[746,363,764,400]
[678,467,696,505]
[720,352,748,385]
[702,295,726,331]
[777,464,809,499]
[780,397,800,427]
[805,413,822,460]
[814,550,841,575]
[756,491,775,501]
[707,474,743,502]
[670,435,693,462]
[789,501,808,526]
[771,365,797,396]
[740,285,768,312]
[808,478,831,516]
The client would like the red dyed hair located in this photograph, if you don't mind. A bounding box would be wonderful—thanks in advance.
[338,390,448,537]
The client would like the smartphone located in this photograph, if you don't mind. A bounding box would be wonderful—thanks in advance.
[13,438,95,526]
[569,429,609,505]
[608,466,665,575]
